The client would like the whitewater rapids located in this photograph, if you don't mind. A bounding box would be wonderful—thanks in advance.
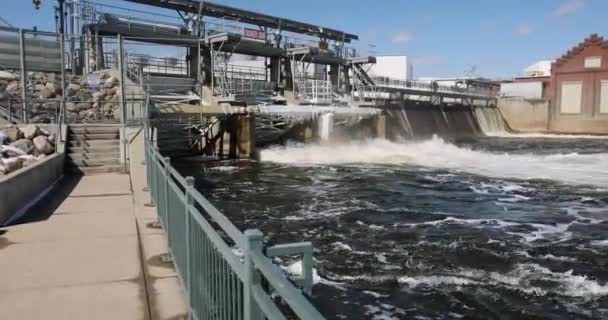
[261,137,608,188]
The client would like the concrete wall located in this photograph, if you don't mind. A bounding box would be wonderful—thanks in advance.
[500,82,544,99]
[498,97,549,132]
[0,152,64,226]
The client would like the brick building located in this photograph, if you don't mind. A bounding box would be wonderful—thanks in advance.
[549,34,608,134]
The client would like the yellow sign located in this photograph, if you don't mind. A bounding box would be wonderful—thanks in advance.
[319,41,329,50]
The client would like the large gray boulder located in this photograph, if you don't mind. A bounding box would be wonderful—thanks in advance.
[0,70,17,80]
[104,76,119,89]
[76,102,91,111]
[10,138,35,154]
[45,81,58,94]
[29,115,52,124]
[0,145,26,157]
[5,82,20,94]
[92,91,105,102]
[33,135,55,155]
[65,102,79,112]
[0,157,23,175]
[18,155,37,167]
[68,83,81,91]
[2,126,23,142]
[21,124,42,139]
[39,88,55,99]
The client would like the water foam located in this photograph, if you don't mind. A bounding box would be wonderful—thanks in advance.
[399,263,608,299]
[261,137,608,187]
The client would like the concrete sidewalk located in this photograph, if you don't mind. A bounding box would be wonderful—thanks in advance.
[0,131,187,319]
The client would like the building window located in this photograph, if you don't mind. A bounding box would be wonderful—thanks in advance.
[584,56,602,68]
[601,80,608,114]
[560,81,582,114]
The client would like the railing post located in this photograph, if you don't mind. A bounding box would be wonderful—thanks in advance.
[163,157,171,241]
[19,29,28,123]
[117,34,127,125]
[60,33,67,125]
[145,143,156,207]
[184,176,195,319]
[243,229,264,320]
[302,246,313,295]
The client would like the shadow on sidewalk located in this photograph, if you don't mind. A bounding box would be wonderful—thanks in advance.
[9,173,84,227]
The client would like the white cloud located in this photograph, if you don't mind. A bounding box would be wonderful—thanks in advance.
[515,24,534,36]
[412,56,444,66]
[391,31,413,43]
[552,0,585,17]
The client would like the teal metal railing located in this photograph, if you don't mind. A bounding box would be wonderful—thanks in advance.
[144,121,323,320]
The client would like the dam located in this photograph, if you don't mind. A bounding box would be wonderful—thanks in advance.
[1,1,607,320]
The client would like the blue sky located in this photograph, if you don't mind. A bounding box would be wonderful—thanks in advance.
[1,0,606,78]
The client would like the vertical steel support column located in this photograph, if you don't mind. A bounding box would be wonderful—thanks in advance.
[60,33,67,126]
[197,41,202,106]
[210,46,215,96]
[19,29,28,123]
[118,35,128,171]
[243,230,264,320]
[70,0,77,75]
[117,34,127,125]
[184,176,195,318]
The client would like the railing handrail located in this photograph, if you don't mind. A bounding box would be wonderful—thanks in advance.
[366,76,497,97]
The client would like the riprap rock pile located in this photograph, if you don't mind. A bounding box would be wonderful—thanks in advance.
[0,124,56,175]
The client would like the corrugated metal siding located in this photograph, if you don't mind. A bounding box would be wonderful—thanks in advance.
[0,32,61,72]
[500,82,543,99]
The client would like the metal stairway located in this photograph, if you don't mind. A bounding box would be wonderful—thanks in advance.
[353,63,375,86]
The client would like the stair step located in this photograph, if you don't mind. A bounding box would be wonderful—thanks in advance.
[66,165,125,175]
[68,152,121,160]
[68,133,120,140]
[67,146,120,154]
[69,127,120,134]
[68,140,120,147]
[68,158,121,167]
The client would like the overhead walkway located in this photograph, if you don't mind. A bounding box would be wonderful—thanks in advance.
[370,77,497,100]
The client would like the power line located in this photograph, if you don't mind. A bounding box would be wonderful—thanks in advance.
[0,16,14,28]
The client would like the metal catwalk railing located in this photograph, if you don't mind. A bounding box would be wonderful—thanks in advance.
[144,120,323,320]
[371,77,497,98]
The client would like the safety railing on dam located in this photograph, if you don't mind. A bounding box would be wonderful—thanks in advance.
[144,125,324,320]
[371,77,498,98]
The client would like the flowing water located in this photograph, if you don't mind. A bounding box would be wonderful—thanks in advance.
[174,108,608,319]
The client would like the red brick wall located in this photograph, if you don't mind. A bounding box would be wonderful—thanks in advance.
[548,39,608,133]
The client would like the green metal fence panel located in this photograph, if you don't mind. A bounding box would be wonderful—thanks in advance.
[144,125,326,320]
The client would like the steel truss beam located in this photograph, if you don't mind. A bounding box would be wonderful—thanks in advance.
[122,0,358,42]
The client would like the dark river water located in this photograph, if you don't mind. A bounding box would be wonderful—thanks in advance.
[175,136,608,320]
